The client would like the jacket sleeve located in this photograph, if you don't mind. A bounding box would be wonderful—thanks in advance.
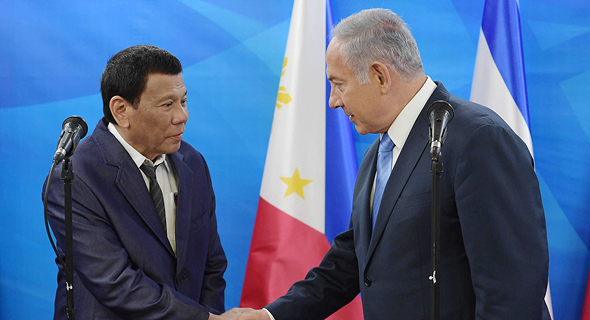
[454,124,549,319]
[44,168,212,320]
[197,157,227,314]
[265,224,360,320]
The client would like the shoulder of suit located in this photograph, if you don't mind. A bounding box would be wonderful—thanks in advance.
[448,95,511,131]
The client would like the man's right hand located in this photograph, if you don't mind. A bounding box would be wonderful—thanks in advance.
[235,309,272,320]
[209,308,254,320]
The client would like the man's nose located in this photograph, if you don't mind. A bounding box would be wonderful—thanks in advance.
[328,90,341,109]
[173,102,189,124]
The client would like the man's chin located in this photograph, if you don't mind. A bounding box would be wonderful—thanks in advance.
[164,142,182,155]
[354,125,369,135]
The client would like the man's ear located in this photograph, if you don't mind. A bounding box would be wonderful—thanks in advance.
[370,61,392,94]
[109,96,130,128]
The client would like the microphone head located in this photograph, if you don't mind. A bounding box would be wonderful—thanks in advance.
[53,116,89,164]
[62,115,88,139]
[427,101,455,161]
[427,100,454,122]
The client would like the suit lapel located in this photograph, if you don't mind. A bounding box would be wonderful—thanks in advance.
[167,151,193,272]
[116,165,175,256]
[355,139,379,261]
[364,82,452,263]
[94,120,175,257]
[365,125,429,261]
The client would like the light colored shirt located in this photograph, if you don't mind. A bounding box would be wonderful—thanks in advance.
[108,122,178,254]
[264,308,276,320]
[369,76,437,211]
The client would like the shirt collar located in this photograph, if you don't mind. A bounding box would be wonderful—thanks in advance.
[385,76,437,149]
[107,122,167,169]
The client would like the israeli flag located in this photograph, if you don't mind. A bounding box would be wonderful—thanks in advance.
[471,0,532,154]
[470,0,553,317]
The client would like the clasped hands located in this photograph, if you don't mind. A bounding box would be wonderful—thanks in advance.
[209,307,271,320]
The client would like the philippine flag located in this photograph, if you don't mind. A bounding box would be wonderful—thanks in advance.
[239,0,363,319]
[470,0,552,318]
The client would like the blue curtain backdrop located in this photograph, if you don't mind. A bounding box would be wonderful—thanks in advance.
[0,0,588,319]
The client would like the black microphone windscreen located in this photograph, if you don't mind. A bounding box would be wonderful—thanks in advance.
[63,115,88,139]
[427,101,454,122]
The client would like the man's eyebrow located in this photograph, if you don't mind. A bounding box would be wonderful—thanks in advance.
[156,89,188,103]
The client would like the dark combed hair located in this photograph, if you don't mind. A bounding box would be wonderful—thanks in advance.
[100,45,183,124]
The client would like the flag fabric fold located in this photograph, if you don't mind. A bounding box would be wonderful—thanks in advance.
[324,0,359,245]
[240,0,363,319]
[470,0,552,318]
[471,0,532,154]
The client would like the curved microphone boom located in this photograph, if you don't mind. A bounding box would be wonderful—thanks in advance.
[53,116,88,164]
[427,101,454,162]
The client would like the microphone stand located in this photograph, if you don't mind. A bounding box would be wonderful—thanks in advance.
[426,100,453,320]
[430,147,443,320]
[61,158,75,320]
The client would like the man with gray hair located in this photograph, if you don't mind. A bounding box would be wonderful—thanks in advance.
[238,8,549,320]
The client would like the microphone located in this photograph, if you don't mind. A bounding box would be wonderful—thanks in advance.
[53,116,88,164]
[427,101,454,161]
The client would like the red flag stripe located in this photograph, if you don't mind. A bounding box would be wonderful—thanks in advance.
[241,197,331,307]
[241,197,364,320]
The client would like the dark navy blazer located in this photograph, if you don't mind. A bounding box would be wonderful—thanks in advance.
[44,118,227,320]
[267,82,549,320]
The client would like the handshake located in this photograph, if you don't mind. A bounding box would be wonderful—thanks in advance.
[209,308,271,320]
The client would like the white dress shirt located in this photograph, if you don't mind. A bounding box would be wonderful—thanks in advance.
[108,122,178,254]
[369,76,437,211]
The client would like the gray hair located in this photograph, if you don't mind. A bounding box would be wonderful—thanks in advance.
[332,8,423,84]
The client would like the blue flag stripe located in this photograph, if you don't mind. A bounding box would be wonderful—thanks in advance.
[324,0,359,244]
[481,0,530,126]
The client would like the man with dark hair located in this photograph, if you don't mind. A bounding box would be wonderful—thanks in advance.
[44,45,242,319]
[237,8,549,320]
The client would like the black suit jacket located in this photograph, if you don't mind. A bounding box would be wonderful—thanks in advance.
[43,118,227,319]
[266,82,549,319]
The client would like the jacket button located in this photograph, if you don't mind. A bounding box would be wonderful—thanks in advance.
[176,274,187,284]
[364,276,371,287]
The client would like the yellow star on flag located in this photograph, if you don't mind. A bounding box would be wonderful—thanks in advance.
[280,167,313,199]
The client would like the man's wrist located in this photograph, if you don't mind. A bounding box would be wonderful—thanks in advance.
[262,308,275,320]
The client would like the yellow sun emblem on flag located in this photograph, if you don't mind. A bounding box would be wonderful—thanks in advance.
[276,86,292,109]
[276,58,292,109]
[281,57,288,76]
[280,167,313,199]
